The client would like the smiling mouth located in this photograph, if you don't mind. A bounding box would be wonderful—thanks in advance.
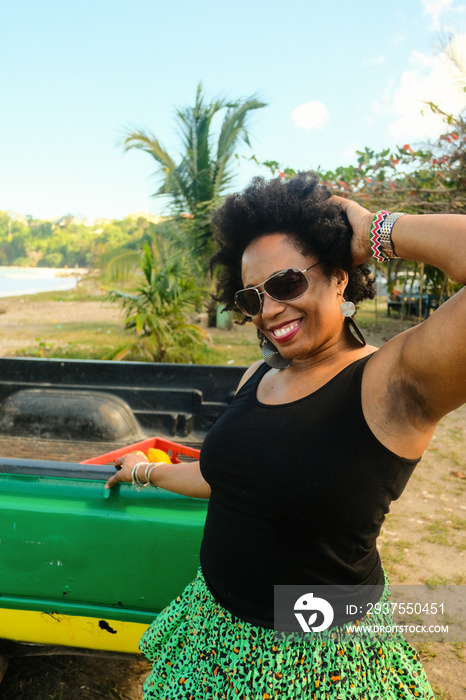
[271,321,301,341]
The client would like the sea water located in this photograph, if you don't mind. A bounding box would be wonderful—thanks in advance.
[0,266,81,298]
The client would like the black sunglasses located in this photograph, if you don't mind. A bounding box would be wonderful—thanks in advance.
[234,263,320,317]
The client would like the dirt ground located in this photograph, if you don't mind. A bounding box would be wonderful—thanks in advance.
[0,296,464,699]
[0,296,123,355]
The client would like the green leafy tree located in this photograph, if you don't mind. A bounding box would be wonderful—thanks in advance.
[122,82,266,267]
[0,211,158,270]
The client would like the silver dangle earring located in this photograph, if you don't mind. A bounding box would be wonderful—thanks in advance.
[258,331,292,369]
[340,298,366,346]
[340,299,356,318]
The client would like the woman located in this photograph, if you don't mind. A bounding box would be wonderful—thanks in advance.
[106,172,466,699]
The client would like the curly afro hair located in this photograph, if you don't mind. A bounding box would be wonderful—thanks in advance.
[210,171,375,320]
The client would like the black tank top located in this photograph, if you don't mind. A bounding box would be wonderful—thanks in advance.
[199,355,420,628]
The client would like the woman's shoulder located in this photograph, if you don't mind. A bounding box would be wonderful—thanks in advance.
[235,359,268,395]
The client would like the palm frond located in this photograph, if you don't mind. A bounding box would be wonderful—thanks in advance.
[122,128,184,197]
[216,97,267,159]
[102,250,143,283]
[214,97,267,193]
[122,129,176,168]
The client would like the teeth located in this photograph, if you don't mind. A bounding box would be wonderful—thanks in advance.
[273,322,298,338]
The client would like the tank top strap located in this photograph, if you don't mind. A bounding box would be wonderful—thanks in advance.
[236,361,271,397]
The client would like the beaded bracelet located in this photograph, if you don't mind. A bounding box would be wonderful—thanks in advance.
[370,210,406,262]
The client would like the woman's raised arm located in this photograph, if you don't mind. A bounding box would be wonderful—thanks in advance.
[335,196,466,447]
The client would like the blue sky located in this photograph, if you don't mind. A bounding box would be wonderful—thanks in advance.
[1,0,466,221]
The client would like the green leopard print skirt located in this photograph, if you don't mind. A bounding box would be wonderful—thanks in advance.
[139,568,435,700]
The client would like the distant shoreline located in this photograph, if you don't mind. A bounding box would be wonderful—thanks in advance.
[0,266,89,298]
[0,265,88,275]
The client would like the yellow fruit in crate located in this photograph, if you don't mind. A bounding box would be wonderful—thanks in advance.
[147,447,172,464]
[124,450,147,460]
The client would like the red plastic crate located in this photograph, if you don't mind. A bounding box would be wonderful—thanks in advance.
[80,437,200,465]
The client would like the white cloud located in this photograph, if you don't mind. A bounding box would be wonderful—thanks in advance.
[362,55,386,67]
[376,35,466,143]
[291,101,329,130]
[422,0,454,29]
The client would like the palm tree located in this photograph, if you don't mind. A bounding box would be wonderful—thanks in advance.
[122,82,266,266]
[107,238,207,363]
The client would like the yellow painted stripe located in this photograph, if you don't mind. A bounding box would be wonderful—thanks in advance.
[0,608,151,654]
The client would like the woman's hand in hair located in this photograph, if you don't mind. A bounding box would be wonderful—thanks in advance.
[330,196,373,267]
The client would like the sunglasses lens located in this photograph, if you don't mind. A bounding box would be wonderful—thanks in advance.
[265,269,308,301]
[235,289,261,316]
[235,268,312,317]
